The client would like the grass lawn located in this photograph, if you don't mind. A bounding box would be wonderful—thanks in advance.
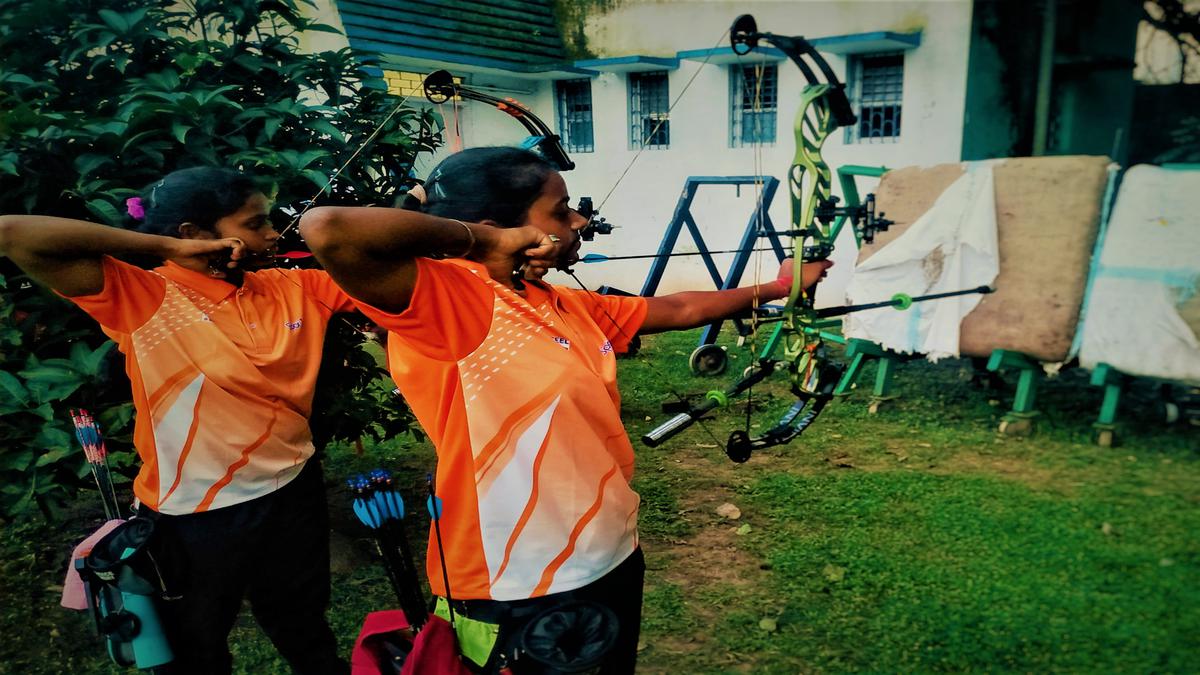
[2,329,1197,673]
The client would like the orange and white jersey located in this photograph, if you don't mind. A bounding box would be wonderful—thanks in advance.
[64,256,354,515]
[357,258,648,601]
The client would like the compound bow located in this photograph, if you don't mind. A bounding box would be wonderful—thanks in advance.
[642,14,990,462]
[420,24,988,463]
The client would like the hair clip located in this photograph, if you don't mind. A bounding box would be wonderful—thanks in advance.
[125,197,145,221]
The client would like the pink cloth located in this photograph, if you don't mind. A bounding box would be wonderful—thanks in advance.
[351,611,469,675]
[60,519,125,610]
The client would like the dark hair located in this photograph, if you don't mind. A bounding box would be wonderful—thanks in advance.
[137,167,262,236]
[412,147,555,228]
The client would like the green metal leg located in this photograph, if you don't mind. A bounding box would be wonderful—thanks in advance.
[836,339,900,412]
[987,349,1042,435]
[1089,362,1126,446]
[875,355,898,398]
[836,352,869,396]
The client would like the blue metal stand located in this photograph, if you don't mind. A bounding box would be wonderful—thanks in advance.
[639,176,784,346]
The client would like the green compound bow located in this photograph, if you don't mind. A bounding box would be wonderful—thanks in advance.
[643,14,991,461]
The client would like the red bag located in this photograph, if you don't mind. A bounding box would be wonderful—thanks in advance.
[351,611,472,675]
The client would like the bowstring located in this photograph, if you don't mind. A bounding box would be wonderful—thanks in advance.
[593,26,731,216]
[276,92,416,240]
[743,57,770,436]
[563,271,729,450]
[270,91,419,337]
[560,25,742,450]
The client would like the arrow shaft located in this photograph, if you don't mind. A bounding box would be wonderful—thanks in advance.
[816,285,993,318]
[582,246,784,263]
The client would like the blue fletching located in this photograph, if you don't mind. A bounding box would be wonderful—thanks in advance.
[427,494,444,520]
[376,490,405,520]
[352,499,381,529]
[389,491,405,519]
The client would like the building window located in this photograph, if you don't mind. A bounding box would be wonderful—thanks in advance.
[555,79,594,153]
[730,64,778,147]
[845,53,904,143]
[628,71,670,149]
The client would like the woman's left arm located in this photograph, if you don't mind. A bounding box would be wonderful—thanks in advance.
[639,258,832,334]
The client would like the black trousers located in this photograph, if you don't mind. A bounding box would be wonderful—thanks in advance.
[145,461,348,675]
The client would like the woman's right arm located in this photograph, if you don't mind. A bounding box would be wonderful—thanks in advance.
[299,207,555,314]
[0,215,239,296]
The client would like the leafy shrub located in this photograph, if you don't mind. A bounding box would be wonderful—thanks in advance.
[0,0,440,518]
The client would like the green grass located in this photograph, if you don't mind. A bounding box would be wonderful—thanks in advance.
[736,471,1198,672]
[3,329,1197,673]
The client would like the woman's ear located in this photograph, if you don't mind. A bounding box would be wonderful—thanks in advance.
[177,222,211,240]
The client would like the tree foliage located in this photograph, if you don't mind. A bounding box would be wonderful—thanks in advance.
[0,0,440,518]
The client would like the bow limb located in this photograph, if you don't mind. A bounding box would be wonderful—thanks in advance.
[421,69,622,245]
[422,69,573,171]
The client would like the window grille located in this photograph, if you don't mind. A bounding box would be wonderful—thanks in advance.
[555,79,594,153]
[628,71,670,149]
[730,64,778,147]
[845,53,904,143]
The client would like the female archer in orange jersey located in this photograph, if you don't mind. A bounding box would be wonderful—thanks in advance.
[300,147,830,673]
[0,167,353,674]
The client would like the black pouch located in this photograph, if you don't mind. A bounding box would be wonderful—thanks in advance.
[470,597,618,674]
[515,601,619,674]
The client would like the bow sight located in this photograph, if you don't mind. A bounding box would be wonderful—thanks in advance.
[576,196,613,241]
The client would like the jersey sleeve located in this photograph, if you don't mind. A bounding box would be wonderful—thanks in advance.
[291,269,357,314]
[560,288,648,353]
[58,256,165,334]
[352,258,494,361]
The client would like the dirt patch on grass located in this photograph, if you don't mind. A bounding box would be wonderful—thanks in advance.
[640,445,778,671]
[928,448,1062,489]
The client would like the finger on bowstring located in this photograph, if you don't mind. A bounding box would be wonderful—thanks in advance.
[525,244,556,259]
[525,232,559,257]
[227,238,247,262]
[524,263,551,280]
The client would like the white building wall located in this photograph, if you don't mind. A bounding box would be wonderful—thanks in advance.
[541,1,975,297]
[306,0,974,300]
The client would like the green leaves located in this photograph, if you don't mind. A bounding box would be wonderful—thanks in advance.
[0,0,439,519]
[97,8,151,35]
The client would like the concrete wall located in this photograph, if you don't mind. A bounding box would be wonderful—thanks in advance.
[306,1,976,300]
[542,1,974,297]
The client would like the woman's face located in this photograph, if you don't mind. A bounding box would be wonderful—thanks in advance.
[212,192,279,268]
[521,172,588,267]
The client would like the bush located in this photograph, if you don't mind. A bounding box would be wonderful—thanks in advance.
[0,0,439,519]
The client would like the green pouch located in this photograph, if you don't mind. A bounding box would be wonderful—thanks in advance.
[434,597,501,667]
